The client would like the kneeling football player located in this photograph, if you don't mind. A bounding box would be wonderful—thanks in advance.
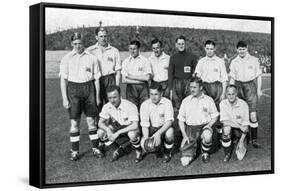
[97,85,142,163]
[140,82,175,163]
[220,85,249,162]
[178,77,219,166]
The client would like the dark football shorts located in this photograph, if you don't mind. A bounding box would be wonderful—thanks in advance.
[148,126,173,139]
[126,83,149,109]
[67,81,98,120]
[151,80,170,99]
[172,78,191,109]
[181,124,219,157]
[99,73,116,106]
[203,81,223,110]
[235,80,258,112]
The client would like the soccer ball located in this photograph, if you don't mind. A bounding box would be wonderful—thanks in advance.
[143,137,161,153]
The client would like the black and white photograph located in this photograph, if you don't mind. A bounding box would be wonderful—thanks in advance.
[30,2,273,188]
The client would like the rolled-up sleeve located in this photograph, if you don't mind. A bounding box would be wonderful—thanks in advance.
[128,104,139,122]
[219,102,230,122]
[229,61,237,80]
[164,100,174,123]
[99,105,110,119]
[140,102,150,128]
[209,99,219,119]
[144,59,152,75]
[59,55,69,79]
[92,56,101,80]
[241,102,250,126]
[121,59,128,77]
[220,60,228,82]
[177,101,186,122]
[114,49,122,71]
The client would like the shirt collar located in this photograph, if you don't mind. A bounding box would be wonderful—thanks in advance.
[108,99,125,110]
[91,42,112,50]
[150,97,165,106]
[237,53,250,62]
[205,55,219,61]
[191,93,205,100]
[70,49,89,57]
[150,52,168,60]
[226,98,241,108]
[129,54,141,60]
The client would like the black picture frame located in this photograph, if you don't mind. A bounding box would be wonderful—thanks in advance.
[30,2,274,188]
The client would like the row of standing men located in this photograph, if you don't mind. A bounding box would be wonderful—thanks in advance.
[59,27,262,165]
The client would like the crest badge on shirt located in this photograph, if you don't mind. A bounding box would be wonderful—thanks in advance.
[107,57,114,62]
[184,66,191,73]
[202,107,208,113]
[236,115,242,120]
[85,67,91,72]
[138,67,144,72]
[159,113,165,118]
[248,65,254,70]
[213,68,219,72]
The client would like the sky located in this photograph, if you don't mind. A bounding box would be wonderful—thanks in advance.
[45,7,271,34]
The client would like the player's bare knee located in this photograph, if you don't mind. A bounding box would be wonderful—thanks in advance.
[97,129,105,139]
[202,129,212,143]
[222,126,231,136]
[165,127,175,142]
[70,120,79,133]
[250,112,257,122]
[128,129,140,141]
[86,116,96,126]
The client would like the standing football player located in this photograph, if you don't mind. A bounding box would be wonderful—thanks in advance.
[121,40,152,109]
[229,41,262,148]
[97,85,142,163]
[148,38,170,98]
[220,85,249,162]
[140,82,175,162]
[168,36,197,110]
[178,77,219,166]
[59,32,102,161]
[195,40,228,109]
[87,27,121,109]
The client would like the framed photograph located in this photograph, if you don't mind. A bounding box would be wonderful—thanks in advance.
[29,2,274,188]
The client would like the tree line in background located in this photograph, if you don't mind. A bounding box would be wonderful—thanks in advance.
[45,26,272,72]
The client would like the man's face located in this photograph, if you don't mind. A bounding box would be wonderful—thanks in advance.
[205,44,216,57]
[176,39,185,52]
[152,42,162,57]
[190,82,202,97]
[71,39,84,54]
[129,44,140,58]
[107,90,121,108]
[149,89,162,104]
[226,87,238,104]
[96,30,108,47]
[237,46,248,58]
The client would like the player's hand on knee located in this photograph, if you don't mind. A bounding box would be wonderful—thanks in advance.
[62,99,70,109]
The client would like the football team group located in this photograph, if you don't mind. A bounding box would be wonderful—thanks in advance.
[59,27,262,166]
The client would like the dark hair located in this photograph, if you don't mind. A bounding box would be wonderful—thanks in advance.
[151,38,162,47]
[95,27,107,36]
[176,35,186,42]
[226,84,238,91]
[190,76,203,87]
[149,82,163,92]
[205,40,216,47]
[106,85,121,95]
[70,32,83,41]
[236,41,248,49]
[129,40,141,48]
